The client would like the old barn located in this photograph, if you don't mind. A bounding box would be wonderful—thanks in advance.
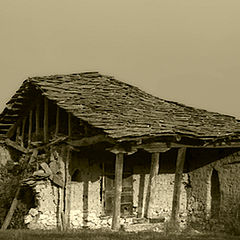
[0,72,240,230]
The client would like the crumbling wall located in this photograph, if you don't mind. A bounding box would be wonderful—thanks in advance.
[25,146,65,229]
[187,150,240,227]
[25,181,60,229]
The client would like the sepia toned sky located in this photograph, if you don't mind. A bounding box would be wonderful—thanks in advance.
[1,0,240,118]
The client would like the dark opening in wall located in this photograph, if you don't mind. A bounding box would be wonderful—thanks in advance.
[211,169,220,219]
[71,169,81,182]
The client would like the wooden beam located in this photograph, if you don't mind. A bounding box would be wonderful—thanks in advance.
[43,97,49,143]
[28,109,33,147]
[137,174,145,218]
[1,188,20,230]
[112,152,124,230]
[35,100,40,137]
[144,152,160,218]
[5,139,28,153]
[21,117,27,147]
[55,106,60,136]
[171,147,186,225]
[67,134,115,147]
[63,146,71,230]
[16,125,21,144]
[68,112,72,137]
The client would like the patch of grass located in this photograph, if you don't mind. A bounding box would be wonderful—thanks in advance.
[0,229,240,240]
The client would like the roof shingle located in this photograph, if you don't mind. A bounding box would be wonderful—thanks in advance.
[1,72,240,141]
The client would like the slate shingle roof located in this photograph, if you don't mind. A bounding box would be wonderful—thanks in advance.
[1,72,240,141]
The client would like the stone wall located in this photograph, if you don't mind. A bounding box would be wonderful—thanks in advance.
[25,148,190,229]
[187,150,240,226]
[133,172,188,221]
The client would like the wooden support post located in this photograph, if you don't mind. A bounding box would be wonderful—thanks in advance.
[112,152,124,230]
[137,173,145,218]
[16,125,21,144]
[43,97,49,143]
[171,147,186,224]
[35,100,40,137]
[1,188,20,230]
[144,152,160,219]
[55,106,60,136]
[63,146,71,230]
[68,112,72,137]
[28,109,33,147]
[21,117,27,147]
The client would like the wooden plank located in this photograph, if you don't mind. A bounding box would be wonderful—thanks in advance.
[144,152,159,218]
[112,152,124,230]
[63,146,71,230]
[171,147,186,224]
[21,117,27,147]
[1,188,20,230]
[137,174,145,218]
[67,134,115,147]
[5,139,28,153]
[28,109,33,147]
[55,106,60,136]
[16,125,21,144]
[35,100,40,137]
[43,97,49,143]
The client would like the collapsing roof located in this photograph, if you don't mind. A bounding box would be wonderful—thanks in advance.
[1,72,240,143]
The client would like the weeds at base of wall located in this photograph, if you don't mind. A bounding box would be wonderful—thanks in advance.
[223,216,240,236]
[0,157,37,229]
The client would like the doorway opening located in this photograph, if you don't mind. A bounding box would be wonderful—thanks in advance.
[211,169,220,219]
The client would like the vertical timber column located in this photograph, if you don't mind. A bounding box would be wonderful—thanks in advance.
[35,100,40,138]
[112,152,124,230]
[28,109,33,147]
[43,97,49,143]
[65,146,71,229]
[16,125,21,144]
[21,117,27,147]
[144,152,160,218]
[171,147,186,224]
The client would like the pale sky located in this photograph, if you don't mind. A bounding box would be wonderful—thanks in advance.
[1,0,240,118]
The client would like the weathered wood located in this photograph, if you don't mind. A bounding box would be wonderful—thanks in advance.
[7,120,20,139]
[21,117,27,147]
[16,125,21,144]
[137,174,145,218]
[1,188,20,230]
[5,139,28,153]
[144,152,160,218]
[171,147,186,224]
[29,136,68,153]
[67,134,115,147]
[112,152,124,230]
[68,112,72,137]
[63,146,71,230]
[28,109,33,147]
[35,100,40,137]
[55,106,60,136]
[43,98,49,143]
[140,143,170,153]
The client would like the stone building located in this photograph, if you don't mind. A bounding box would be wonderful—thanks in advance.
[0,72,240,230]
